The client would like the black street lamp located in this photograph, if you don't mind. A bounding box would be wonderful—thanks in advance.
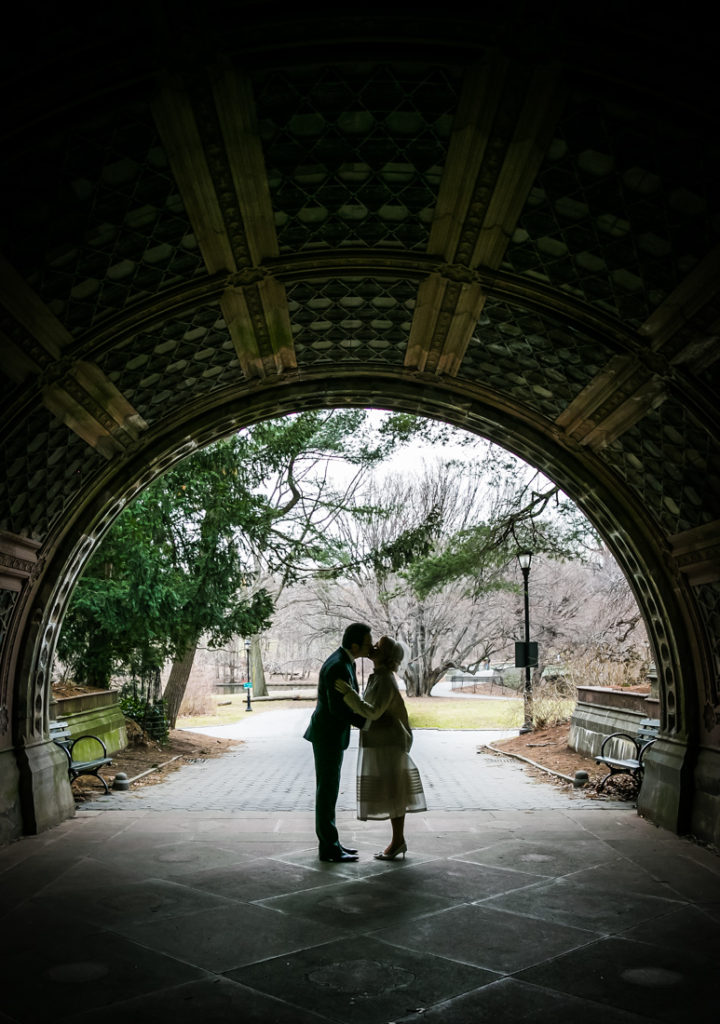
[244,638,253,712]
[516,550,534,733]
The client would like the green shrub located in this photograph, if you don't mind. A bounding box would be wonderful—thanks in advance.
[119,689,169,743]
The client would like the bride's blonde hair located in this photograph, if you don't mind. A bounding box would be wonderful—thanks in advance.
[378,636,405,671]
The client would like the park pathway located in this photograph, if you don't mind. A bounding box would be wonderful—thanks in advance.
[80,708,623,813]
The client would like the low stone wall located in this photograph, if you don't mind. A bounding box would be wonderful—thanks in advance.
[569,687,659,760]
[576,686,658,714]
[50,691,127,756]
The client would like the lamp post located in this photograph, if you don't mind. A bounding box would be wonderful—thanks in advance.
[244,638,253,712]
[517,550,534,733]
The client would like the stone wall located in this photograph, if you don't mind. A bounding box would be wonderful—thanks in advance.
[569,687,660,759]
[50,691,127,756]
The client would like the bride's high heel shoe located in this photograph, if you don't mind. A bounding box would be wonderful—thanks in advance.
[374,841,407,861]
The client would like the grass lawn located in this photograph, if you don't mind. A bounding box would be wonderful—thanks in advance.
[406,696,523,730]
[176,696,304,729]
[176,694,525,731]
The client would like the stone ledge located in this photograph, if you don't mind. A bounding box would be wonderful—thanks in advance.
[569,699,659,760]
[576,685,658,714]
[51,691,127,756]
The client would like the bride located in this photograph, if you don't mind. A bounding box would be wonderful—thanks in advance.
[335,635,426,860]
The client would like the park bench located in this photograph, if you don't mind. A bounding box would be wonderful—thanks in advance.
[50,720,113,794]
[595,718,660,793]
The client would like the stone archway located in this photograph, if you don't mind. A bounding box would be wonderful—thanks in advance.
[1,10,718,844]
[3,377,710,841]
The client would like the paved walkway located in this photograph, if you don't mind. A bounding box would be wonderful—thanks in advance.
[80,708,613,813]
[1,710,718,1023]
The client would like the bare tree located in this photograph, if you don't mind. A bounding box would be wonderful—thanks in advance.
[303,460,527,695]
[199,436,649,706]
[512,551,649,691]
[297,453,647,697]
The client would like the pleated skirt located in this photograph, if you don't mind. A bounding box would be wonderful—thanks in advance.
[356,744,427,821]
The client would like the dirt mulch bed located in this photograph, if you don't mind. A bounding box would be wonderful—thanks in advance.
[53,683,103,698]
[485,723,639,801]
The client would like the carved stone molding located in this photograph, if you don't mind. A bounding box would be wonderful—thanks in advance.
[670,521,720,585]
[0,532,41,592]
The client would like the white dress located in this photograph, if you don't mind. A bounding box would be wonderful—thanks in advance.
[343,667,427,821]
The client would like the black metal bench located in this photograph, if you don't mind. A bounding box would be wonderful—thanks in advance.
[595,718,660,792]
[50,720,113,794]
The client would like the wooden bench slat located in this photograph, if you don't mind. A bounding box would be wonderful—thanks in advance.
[597,757,642,770]
[71,758,113,770]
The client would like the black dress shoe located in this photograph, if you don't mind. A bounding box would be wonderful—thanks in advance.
[319,850,358,863]
[340,845,358,855]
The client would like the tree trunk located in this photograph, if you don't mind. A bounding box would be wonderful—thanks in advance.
[164,643,198,728]
[250,637,267,697]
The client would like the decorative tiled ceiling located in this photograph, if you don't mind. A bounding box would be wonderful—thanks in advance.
[2,92,203,335]
[505,79,718,326]
[0,31,717,701]
[1,55,717,554]
[255,64,461,253]
[459,298,610,421]
[600,399,720,535]
[0,410,103,538]
[289,277,415,366]
[95,302,243,422]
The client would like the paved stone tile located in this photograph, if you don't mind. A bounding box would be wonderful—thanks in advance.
[66,977,336,1024]
[618,903,720,953]
[483,875,684,933]
[456,835,614,876]
[362,858,541,902]
[563,856,683,900]
[516,935,715,1021]
[39,869,235,926]
[111,900,349,973]
[257,878,455,932]
[1,715,717,1023]
[81,712,621,814]
[374,902,597,973]
[393,976,653,1023]
[87,834,251,878]
[180,858,341,902]
[602,840,720,903]
[228,936,499,1024]
[1,908,206,1022]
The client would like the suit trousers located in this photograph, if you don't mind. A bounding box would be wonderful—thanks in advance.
[311,743,345,854]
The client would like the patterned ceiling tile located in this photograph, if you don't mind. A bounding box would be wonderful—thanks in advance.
[504,77,720,326]
[0,307,51,405]
[0,408,103,541]
[600,399,720,534]
[458,298,610,420]
[95,302,243,422]
[289,277,415,367]
[1,92,203,335]
[253,64,460,253]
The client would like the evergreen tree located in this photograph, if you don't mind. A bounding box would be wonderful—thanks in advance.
[57,410,432,723]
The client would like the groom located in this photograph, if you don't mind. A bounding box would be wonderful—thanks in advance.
[304,622,373,862]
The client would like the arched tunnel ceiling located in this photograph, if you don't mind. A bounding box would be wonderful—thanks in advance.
[1,7,719,718]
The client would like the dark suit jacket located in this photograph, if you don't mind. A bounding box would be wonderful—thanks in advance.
[303,647,366,750]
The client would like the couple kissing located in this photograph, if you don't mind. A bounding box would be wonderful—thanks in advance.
[303,623,426,863]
